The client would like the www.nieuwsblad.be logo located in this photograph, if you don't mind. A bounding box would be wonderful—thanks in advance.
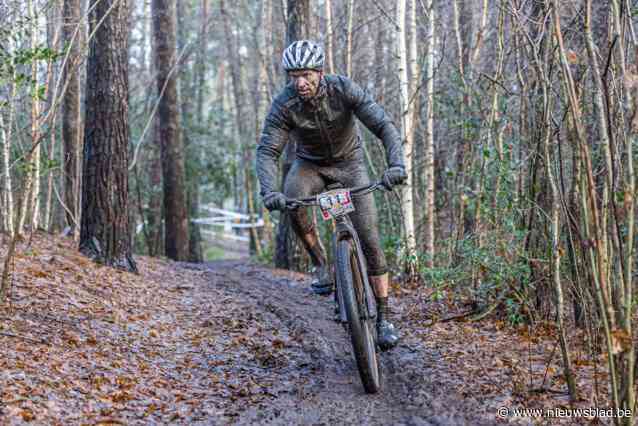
[498,406,632,419]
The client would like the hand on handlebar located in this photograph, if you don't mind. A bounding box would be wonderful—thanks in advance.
[262,191,287,211]
[382,166,407,190]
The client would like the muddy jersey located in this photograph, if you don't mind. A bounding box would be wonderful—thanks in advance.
[256,74,405,196]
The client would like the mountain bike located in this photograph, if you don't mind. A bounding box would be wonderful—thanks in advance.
[283,180,387,394]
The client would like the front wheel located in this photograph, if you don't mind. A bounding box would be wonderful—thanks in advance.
[336,239,380,393]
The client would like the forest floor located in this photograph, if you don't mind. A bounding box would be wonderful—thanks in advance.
[0,234,615,425]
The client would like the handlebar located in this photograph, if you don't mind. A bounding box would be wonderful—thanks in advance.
[284,180,389,210]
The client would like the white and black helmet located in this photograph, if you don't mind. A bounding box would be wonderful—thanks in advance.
[282,40,325,71]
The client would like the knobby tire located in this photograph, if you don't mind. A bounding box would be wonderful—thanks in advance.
[336,239,380,393]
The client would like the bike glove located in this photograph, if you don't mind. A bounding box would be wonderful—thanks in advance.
[382,166,407,189]
[263,191,287,211]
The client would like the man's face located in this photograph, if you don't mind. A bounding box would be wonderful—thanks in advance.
[288,69,322,100]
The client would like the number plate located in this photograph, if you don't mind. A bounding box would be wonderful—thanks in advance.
[317,189,355,220]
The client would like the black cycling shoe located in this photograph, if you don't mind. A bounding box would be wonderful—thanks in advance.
[376,319,399,351]
[376,296,399,351]
[311,264,334,296]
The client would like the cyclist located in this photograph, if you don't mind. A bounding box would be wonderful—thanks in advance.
[256,40,407,351]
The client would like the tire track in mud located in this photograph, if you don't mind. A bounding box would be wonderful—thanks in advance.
[185,260,498,426]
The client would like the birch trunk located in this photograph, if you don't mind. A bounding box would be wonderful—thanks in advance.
[30,0,42,231]
[423,0,435,267]
[0,111,13,237]
[407,0,419,143]
[324,0,334,74]
[396,0,417,275]
[18,0,41,235]
[43,3,57,232]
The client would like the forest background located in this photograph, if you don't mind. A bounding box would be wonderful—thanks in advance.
[1,0,638,423]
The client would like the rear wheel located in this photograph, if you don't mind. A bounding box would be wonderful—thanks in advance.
[336,239,380,393]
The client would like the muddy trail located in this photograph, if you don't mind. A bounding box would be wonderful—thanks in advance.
[183,260,495,425]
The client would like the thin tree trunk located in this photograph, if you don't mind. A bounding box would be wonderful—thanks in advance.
[552,0,620,412]
[423,0,435,268]
[146,0,162,257]
[325,0,334,74]
[0,111,14,237]
[29,0,42,232]
[185,0,208,263]
[44,2,59,232]
[541,87,578,402]
[345,0,354,77]
[610,0,636,419]
[396,0,417,276]
[452,0,471,259]
[147,120,163,257]
[373,24,386,102]
[62,0,82,236]
[488,1,506,220]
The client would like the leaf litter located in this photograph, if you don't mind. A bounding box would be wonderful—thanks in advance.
[0,233,615,425]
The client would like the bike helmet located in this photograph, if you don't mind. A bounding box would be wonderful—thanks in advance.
[282,40,324,71]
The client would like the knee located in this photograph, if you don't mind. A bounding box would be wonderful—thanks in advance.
[283,172,317,198]
[289,211,314,235]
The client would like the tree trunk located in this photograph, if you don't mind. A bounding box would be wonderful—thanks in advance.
[29,0,42,232]
[345,0,354,77]
[43,2,60,232]
[176,0,203,263]
[373,23,386,103]
[0,64,16,237]
[451,0,472,258]
[152,0,189,261]
[79,0,136,272]
[552,0,619,410]
[396,0,417,277]
[423,0,435,268]
[324,0,335,74]
[220,0,261,256]
[147,120,163,257]
[275,0,310,270]
[185,0,208,263]
[62,0,83,235]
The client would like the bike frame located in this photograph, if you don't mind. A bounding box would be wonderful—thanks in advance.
[282,180,387,393]
[284,181,384,324]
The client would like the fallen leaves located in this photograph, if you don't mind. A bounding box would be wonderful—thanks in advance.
[0,234,304,424]
[402,288,619,424]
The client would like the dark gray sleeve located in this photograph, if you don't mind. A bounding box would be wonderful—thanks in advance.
[256,99,292,196]
[341,76,405,168]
